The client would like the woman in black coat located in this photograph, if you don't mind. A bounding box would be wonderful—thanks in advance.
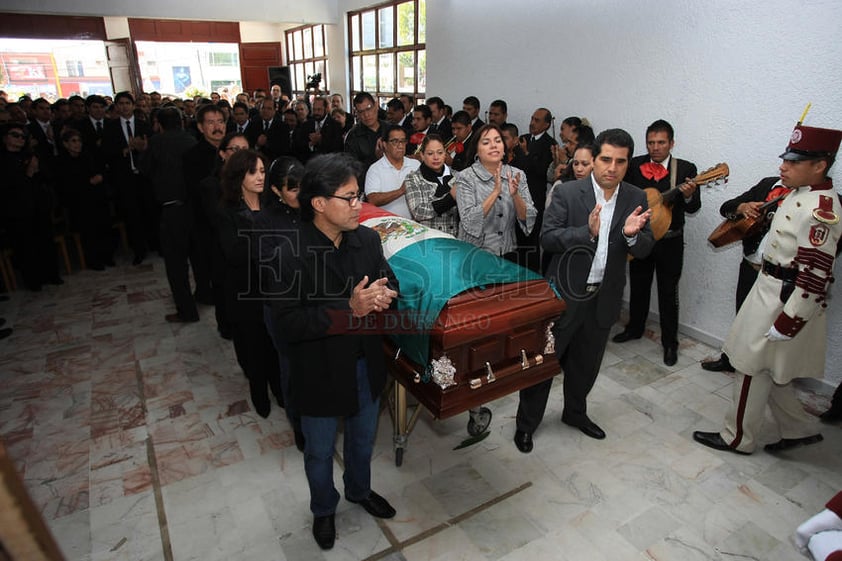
[255,156,305,448]
[216,149,283,418]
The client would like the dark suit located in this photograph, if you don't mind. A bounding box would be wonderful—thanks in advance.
[429,117,452,142]
[102,116,156,258]
[182,139,220,307]
[512,132,557,271]
[141,129,199,320]
[250,117,291,161]
[294,116,344,161]
[471,118,485,132]
[517,177,654,432]
[622,155,699,350]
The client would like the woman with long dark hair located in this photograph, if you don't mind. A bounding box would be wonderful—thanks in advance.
[453,124,537,261]
[216,149,283,418]
[255,156,305,448]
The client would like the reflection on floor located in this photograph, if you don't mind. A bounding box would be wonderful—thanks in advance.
[0,255,839,561]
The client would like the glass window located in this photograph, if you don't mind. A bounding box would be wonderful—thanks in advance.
[348,1,426,105]
[285,24,329,96]
[379,7,394,49]
[378,53,394,93]
[362,11,375,50]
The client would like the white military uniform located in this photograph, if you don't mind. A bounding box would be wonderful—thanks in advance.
[721,180,842,452]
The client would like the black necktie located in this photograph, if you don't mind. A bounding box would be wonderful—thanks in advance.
[125,120,133,138]
[264,120,270,131]
[238,124,244,133]
[96,120,103,135]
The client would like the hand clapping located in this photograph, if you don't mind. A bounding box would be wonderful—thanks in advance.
[623,206,652,237]
[349,276,397,317]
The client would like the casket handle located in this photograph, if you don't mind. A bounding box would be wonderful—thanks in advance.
[521,349,529,369]
[485,362,496,383]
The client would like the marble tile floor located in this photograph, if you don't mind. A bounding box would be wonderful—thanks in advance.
[0,254,839,561]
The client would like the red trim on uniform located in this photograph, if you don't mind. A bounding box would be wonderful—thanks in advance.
[826,551,842,561]
[774,312,807,337]
[730,376,752,449]
[809,180,834,192]
[827,491,842,517]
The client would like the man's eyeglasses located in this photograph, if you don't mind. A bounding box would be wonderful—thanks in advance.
[356,105,376,115]
[326,193,364,206]
[387,138,407,145]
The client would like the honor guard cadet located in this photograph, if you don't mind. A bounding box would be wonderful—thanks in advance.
[694,122,842,455]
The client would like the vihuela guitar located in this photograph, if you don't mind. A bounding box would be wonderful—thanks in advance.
[707,192,787,248]
[644,163,730,240]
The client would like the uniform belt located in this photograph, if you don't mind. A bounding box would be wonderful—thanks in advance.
[762,260,797,281]
[585,283,601,293]
[662,228,683,239]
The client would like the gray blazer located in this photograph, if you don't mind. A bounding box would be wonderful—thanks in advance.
[542,177,654,327]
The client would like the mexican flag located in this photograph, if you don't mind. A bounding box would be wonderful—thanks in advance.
[358,204,542,367]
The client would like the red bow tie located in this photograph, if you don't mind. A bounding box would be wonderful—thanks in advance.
[766,185,792,206]
[640,162,669,182]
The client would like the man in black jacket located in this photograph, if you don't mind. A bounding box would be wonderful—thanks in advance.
[515,129,654,452]
[140,107,198,323]
[269,153,398,550]
[613,120,700,366]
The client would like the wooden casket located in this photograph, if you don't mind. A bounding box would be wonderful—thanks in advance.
[359,205,565,427]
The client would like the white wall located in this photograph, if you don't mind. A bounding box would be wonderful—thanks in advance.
[425,0,842,385]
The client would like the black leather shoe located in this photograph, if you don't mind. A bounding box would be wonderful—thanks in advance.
[820,408,842,423]
[0,328,12,341]
[312,514,335,550]
[132,253,146,266]
[165,313,200,323]
[764,434,823,452]
[513,430,533,453]
[612,330,642,343]
[693,431,751,455]
[347,491,396,519]
[562,416,606,440]
[701,355,735,372]
[664,347,678,366]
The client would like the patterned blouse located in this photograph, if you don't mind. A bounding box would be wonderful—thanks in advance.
[403,164,459,236]
[453,162,537,256]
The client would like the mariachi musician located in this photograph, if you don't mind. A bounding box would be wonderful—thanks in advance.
[701,176,784,372]
[613,119,700,366]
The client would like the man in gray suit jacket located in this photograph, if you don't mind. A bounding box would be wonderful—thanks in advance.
[514,128,655,453]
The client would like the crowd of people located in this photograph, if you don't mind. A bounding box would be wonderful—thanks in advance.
[1,86,841,555]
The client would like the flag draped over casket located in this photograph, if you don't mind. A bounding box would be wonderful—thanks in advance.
[358,204,543,367]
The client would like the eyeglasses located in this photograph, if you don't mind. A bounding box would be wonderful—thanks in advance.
[225,145,244,152]
[356,105,376,115]
[7,131,26,139]
[387,138,407,145]
[325,193,364,206]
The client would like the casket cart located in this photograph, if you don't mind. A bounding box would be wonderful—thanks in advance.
[360,205,565,466]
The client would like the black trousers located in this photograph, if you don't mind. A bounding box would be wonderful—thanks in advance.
[626,234,683,350]
[190,212,213,303]
[231,318,283,407]
[160,204,199,320]
[116,173,158,257]
[735,258,760,312]
[516,295,611,433]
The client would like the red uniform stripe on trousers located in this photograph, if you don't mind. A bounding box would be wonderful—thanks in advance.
[731,375,752,449]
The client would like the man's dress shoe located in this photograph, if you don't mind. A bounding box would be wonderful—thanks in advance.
[701,354,735,372]
[664,347,678,366]
[764,434,823,452]
[612,330,641,343]
[562,416,606,440]
[692,431,750,455]
[312,514,335,550]
[513,430,533,453]
[347,491,396,519]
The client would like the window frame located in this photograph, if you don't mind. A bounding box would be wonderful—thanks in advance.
[348,0,426,109]
[284,23,329,97]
